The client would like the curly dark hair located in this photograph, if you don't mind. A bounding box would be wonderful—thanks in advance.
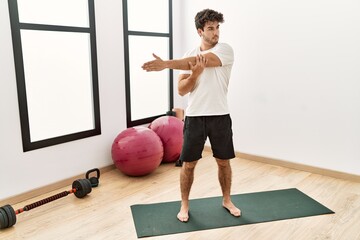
[195,9,224,30]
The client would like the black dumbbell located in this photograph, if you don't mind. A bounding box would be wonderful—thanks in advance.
[0,177,94,229]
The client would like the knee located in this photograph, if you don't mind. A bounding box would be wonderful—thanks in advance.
[183,161,197,171]
[216,159,230,168]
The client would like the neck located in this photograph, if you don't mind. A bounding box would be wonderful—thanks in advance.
[200,42,216,51]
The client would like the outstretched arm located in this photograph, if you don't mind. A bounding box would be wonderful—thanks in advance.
[178,55,207,96]
[142,52,221,72]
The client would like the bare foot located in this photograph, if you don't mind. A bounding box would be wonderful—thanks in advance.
[177,205,189,222]
[223,201,241,217]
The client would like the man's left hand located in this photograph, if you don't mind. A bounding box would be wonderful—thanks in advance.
[142,53,166,71]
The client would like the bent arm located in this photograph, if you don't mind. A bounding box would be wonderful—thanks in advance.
[178,74,196,96]
[177,55,207,96]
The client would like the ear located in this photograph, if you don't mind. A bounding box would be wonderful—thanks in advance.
[197,28,203,37]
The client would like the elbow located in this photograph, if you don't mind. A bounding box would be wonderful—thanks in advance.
[178,87,187,96]
[178,90,186,96]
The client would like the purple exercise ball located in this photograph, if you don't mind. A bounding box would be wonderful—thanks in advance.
[149,116,184,163]
[111,126,163,176]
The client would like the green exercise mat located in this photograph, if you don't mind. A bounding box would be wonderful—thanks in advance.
[131,188,334,238]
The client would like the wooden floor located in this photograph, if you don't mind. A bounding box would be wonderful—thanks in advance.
[1,151,360,240]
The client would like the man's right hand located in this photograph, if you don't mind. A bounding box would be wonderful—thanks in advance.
[189,54,208,77]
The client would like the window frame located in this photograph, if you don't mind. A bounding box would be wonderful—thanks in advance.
[122,0,173,127]
[8,0,101,152]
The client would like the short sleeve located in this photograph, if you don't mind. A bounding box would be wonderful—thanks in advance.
[211,43,234,66]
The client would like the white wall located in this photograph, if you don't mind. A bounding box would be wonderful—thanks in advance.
[172,0,187,108]
[0,0,126,200]
[181,0,360,175]
[1,0,359,200]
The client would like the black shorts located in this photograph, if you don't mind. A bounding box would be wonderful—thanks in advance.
[179,114,235,162]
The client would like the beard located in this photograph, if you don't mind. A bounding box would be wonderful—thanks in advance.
[203,35,219,46]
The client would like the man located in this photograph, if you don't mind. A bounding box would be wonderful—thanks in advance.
[142,9,241,222]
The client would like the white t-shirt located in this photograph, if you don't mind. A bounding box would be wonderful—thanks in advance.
[179,42,234,116]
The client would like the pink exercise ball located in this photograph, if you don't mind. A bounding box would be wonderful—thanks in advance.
[149,116,184,163]
[111,127,163,176]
